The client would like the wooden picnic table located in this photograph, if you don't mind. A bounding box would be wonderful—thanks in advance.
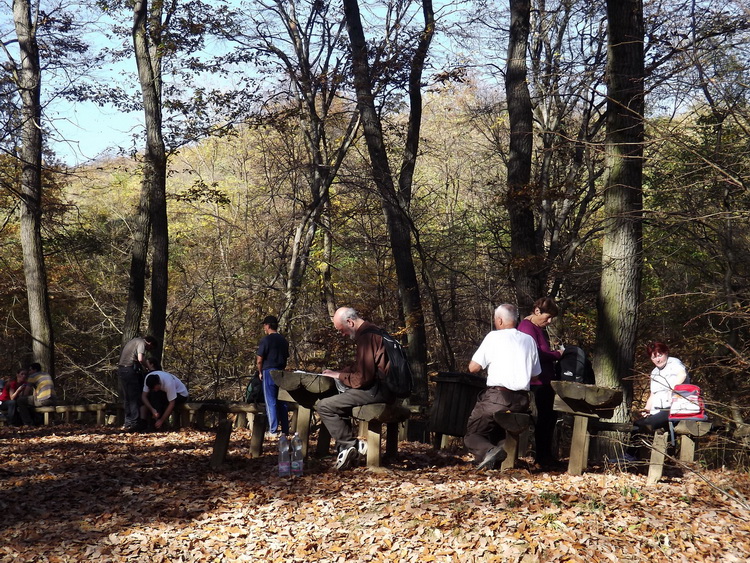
[271,370,337,457]
[551,380,623,475]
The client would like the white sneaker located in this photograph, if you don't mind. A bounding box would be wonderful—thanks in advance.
[358,439,368,456]
[335,446,358,470]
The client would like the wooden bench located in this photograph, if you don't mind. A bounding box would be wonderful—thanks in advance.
[647,420,712,485]
[178,401,270,458]
[34,403,108,426]
[351,402,410,468]
[493,411,532,470]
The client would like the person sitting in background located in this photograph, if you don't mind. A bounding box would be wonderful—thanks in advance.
[465,304,541,470]
[17,363,56,426]
[318,307,392,471]
[622,341,689,461]
[140,359,189,430]
[0,369,29,426]
[635,341,688,433]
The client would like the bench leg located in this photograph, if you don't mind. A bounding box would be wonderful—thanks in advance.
[366,420,382,468]
[501,431,521,471]
[385,422,399,458]
[210,420,233,469]
[235,412,247,429]
[647,431,669,485]
[296,406,312,458]
[249,413,265,458]
[568,415,590,475]
[679,434,696,463]
[95,409,105,425]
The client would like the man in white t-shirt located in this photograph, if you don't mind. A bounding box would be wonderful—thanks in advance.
[465,303,541,470]
[140,359,189,430]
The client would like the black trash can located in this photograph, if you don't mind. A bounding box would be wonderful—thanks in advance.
[429,372,486,447]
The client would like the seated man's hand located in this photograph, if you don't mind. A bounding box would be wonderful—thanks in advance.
[322,369,340,379]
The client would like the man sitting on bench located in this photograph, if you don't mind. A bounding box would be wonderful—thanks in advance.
[465,304,541,470]
[318,307,391,471]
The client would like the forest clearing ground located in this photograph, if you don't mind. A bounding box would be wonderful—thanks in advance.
[1,425,749,562]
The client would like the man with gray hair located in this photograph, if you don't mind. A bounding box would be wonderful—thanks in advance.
[318,307,391,470]
[465,304,541,470]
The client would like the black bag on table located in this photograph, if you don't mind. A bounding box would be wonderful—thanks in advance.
[556,346,595,384]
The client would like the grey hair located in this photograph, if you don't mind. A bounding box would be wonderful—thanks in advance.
[338,307,360,322]
[494,304,518,326]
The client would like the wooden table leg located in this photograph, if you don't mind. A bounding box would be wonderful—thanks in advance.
[296,405,312,458]
[647,430,668,485]
[568,415,590,475]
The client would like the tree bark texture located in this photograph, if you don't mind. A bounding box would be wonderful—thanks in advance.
[505,0,542,313]
[342,0,429,404]
[13,0,55,374]
[593,0,645,422]
[125,0,168,351]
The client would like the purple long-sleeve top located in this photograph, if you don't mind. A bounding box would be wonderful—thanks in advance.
[518,318,561,385]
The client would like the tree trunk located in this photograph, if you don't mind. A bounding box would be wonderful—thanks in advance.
[593,0,644,426]
[342,0,429,404]
[13,0,55,374]
[506,0,541,313]
[128,0,168,352]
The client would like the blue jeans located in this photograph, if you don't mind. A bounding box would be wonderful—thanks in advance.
[262,368,289,434]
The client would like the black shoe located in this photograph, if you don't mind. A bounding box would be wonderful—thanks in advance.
[477,445,507,470]
[335,446,358,470]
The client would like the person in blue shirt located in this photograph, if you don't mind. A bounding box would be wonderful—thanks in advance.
[256,315,290,438]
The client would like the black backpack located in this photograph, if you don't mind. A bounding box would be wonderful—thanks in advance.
[245,372,265,405]
[364,328,414,399]
[556,346,595,384]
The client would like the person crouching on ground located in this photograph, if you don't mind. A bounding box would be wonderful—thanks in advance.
[140,359,189,431]
[465,304,541,470]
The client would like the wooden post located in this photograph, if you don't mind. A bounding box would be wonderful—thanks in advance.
[249,412,265,458]
[295,405,313,458]
[568,415,590,475]
[210,419,233,469]
[366,420,381,467]
[647,430,669,485]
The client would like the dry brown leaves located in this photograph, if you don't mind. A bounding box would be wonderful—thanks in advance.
[1,425,749,562]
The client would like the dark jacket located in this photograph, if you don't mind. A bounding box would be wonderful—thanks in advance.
[338,321,388,389]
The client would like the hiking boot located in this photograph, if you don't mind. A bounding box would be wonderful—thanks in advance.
[335,446,358,470]
[477,445,507,470]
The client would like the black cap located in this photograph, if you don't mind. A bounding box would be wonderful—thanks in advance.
[262,315,278,325]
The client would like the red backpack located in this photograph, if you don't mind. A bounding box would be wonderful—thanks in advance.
[668,384,707,421]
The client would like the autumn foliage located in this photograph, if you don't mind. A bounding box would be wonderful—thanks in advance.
[2,425,749,562]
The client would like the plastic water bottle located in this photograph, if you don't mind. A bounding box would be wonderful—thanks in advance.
[291,432,304,477]
[278,434,291,477]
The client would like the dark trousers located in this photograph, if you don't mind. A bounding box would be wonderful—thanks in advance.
[17,395,54,426]
[532,384,558,464]
[1,400,19,425]
[118,365,142,428]
[628,409,671,456]
[464,386,530,462]
[316,380,391,450]
[146,390,188,426]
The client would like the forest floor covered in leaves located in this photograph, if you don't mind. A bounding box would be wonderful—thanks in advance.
[1,424,749,562]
